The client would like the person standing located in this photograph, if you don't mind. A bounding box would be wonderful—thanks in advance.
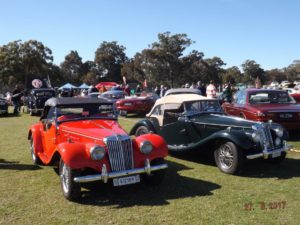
[12,85,23,114]
[160,84,165,97]
[124,84,130,96]
[206,80,217,98]
[222,82,233,102]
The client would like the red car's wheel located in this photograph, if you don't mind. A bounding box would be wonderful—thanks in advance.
[59,159,81,201]
[30,137,42,165]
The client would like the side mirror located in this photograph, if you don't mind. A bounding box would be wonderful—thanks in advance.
[178,115,188,122]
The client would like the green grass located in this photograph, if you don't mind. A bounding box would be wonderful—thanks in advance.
[0,113,300,225]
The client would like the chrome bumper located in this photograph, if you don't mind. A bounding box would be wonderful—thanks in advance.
[246,141,292,160]
[73,159,168,183]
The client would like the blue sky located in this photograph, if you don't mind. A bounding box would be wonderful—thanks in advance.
[0,0,299,70]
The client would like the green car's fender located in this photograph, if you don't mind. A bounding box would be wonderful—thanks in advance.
[129,119,158,135]
[168,129,254,152]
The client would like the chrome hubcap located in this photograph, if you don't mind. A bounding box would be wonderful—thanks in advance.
[61,163,69,193]
[219,144,234,169]
[30,140,36,161]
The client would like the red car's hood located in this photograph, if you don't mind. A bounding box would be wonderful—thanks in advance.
[60,119,127,139]
[250,103,300,112]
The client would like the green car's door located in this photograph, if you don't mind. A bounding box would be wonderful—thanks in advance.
[157,112,191,146]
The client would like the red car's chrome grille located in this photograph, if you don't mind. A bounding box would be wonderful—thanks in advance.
[104,135,134,172]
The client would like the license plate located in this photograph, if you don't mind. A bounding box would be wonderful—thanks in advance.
[279,113,293,118]
[124,103,132,106]
[113,175,140,186]
[271,151,281,158]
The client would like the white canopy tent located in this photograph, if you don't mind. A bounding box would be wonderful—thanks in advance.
[78,83,90,89]
[58,83,77,90]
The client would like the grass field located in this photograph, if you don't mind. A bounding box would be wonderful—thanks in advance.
[0,113,300,225]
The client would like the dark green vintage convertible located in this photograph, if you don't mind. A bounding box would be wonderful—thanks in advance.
[130,94,291,174]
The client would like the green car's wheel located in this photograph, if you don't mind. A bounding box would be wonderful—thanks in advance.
[30,137,42,165]
[59,159,81,201]
[135,125,150,136]
[214,141,243,174]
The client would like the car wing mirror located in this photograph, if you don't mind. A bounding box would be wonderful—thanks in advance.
[42,119,53,131]
[46,121,52,130]
[178,114,188,122]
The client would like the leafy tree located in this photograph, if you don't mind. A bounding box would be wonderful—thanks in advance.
[222,66,242,84]
[202,57,226,84]
[265,69,286,83]
[123,32,194,88]
[241,60,265,84]
[180,50,205,85]
[150,32,193,87]
[284,60,300,81]
[94,41,128,82]
[81,60,101,85]
[60,50,83,85]
[0,40,54,90]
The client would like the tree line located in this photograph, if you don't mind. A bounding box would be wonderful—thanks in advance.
[0,32,299,92]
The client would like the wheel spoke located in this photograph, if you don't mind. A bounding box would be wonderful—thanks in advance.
[219,144,234,169]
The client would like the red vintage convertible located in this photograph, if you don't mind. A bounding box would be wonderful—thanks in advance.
[28,97,168,201]
[222,88,300,130]
[115,92,159,116]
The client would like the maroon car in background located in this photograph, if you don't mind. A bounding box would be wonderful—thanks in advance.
[116,92,159,116]
[222,88,300,130]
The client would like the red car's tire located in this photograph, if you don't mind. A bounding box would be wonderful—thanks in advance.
[30,137,42,165]
[59,159,81,201]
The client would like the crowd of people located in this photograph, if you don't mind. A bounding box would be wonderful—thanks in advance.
[2,79,236,115]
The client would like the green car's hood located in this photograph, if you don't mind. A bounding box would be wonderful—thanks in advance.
[190,113,258,129]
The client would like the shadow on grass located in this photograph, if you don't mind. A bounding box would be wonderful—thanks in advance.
[240,157,300,179]
[0,113,22,118]
[0,158,41,170]
[288,132,300,141]
[77,160,221,207]
[170,151,300,179]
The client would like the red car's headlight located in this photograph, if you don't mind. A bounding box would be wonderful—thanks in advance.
[90,145,105,160]
[140,141,153,155]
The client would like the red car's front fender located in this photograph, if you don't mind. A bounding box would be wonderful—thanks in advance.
[132,134,168,167]
[56,143,106,171]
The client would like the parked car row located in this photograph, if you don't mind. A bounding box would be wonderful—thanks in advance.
[28,91,292,201]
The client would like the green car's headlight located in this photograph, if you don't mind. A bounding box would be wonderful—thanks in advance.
[251,131,261,143]
[275,137,281,146]
[90,145,105,160]
[274,127,284,137]
[140,141,153,155]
